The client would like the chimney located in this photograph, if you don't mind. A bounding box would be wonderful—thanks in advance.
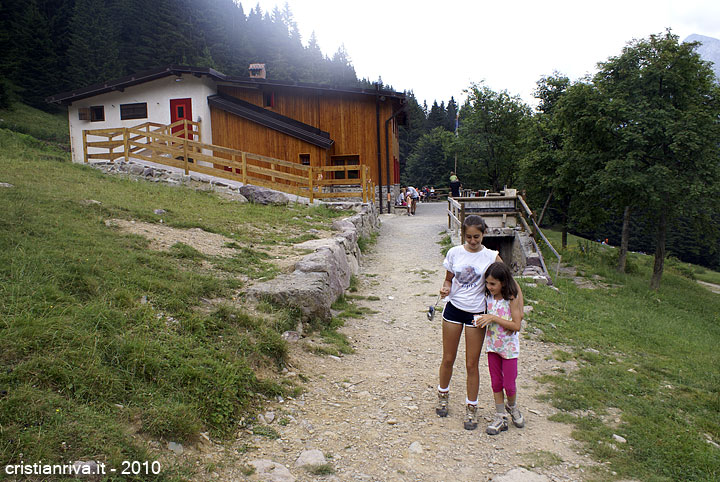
[249,63,266,79]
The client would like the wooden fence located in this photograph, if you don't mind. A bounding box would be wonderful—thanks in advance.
[82,121,375,203]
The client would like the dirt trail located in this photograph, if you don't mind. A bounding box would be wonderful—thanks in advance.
[233,202,598,482]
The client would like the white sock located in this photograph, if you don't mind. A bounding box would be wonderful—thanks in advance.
[466,398,477,406]
[438,385,449,393]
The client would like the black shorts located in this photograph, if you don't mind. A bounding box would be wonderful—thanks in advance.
[442,301,485,326]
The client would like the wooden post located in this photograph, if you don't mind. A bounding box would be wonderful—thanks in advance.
[361,166,367,203]
[448,199,452,229]
[183,138,189,175]
[82,130,88,163]
[241,152,247,184]
[123,128,129,162]
[460,202,466,240]
[308,166,314,203]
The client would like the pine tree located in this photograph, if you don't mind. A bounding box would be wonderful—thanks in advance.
[66,0,124,87]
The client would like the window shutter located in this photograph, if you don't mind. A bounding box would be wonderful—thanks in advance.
[78,108,91,120]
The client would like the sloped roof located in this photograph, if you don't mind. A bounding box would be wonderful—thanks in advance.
[208,94,334,149]
[46,65,406,105]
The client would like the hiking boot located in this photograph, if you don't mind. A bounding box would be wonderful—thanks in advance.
[505,403,525,428]
[486,413,508,435]
[435,391,449,417]
[463,404,478,430]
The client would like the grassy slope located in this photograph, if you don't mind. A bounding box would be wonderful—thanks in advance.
[0,113,347,480]
[0,102,69,143]
[527,230,720,481]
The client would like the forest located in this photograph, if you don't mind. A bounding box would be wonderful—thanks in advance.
[1,1,718,279]
[0,0,364,110]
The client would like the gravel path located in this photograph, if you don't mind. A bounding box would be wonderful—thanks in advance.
[228,202,600,482]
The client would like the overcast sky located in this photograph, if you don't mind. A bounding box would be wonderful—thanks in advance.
[249,0,720,107]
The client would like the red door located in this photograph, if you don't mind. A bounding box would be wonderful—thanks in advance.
[170,98,192,137]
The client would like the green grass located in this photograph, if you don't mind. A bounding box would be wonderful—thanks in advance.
[525,229,720,481]
[0,102,69,143]
[0,128,349,480]
[438,233,453,256]
[357,231,378,253]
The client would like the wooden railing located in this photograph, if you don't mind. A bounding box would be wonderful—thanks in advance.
[447,191,561,281]
[82,121,375,203]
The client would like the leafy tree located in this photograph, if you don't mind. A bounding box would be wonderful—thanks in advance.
[457,83,531,192]
[592,31,720,289]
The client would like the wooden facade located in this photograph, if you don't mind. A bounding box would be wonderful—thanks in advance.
[48,65,406,202]
[212,84,404,189]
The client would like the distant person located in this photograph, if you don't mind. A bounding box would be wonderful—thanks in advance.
[429,186,436,200]
[475,262,525,435]
[436,215,502,431]
[405,185,420,215]
[449,171,458,182]
[396,189,406,207]
[449,179,461,198]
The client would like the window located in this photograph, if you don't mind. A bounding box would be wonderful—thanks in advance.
[90,106,104,122]
[331,155,360,180]
[299,154,310,166]
[79,106,104,122]
[263,91,275,108]
[120,102,148,120]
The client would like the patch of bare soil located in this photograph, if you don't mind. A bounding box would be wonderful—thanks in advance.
[183,202,608,482]
[103,218,320,273]
[697,280,720,294]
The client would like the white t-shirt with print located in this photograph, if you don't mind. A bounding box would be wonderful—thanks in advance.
[443,245,499,313]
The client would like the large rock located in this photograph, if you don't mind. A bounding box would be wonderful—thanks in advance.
[237,185,290,205]
[247,271,334,322]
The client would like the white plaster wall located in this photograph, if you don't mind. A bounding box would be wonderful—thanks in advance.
[68,74,216,163]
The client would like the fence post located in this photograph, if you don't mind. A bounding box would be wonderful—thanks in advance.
[82,130,88,163]
[183,137,189,175]
[448,199,451,229]
[241,152,247,184]
[361,166,367,203]
[460,202,466,240]
[123,128,129,162]
[308,166,314,203]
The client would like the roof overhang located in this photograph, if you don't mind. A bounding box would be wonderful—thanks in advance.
[47,65,406,105]
[46,66,226,105]
[208,94,334,149]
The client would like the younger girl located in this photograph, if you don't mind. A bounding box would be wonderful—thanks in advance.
[475,262,525,435]
[436,215,500,430]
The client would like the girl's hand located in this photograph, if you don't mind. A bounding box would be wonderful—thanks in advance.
[476,314,495,328]
[439,285,451,297]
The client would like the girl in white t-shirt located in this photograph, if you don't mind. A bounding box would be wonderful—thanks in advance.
[436,215,500,431]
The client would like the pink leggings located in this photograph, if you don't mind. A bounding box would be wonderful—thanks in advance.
[487,352,518,397]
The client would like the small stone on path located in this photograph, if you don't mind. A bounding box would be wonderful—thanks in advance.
[294,449,327,467]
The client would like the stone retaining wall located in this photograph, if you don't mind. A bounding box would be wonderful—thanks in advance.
[246,202,379,324]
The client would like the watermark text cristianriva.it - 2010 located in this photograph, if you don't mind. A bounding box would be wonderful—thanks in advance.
[4,460,161,477]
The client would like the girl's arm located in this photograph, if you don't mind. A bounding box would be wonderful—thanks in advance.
[439,270,454,297]
[477,283,524,332]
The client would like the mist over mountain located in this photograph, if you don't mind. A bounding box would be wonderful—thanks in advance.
[684,34,720,79]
